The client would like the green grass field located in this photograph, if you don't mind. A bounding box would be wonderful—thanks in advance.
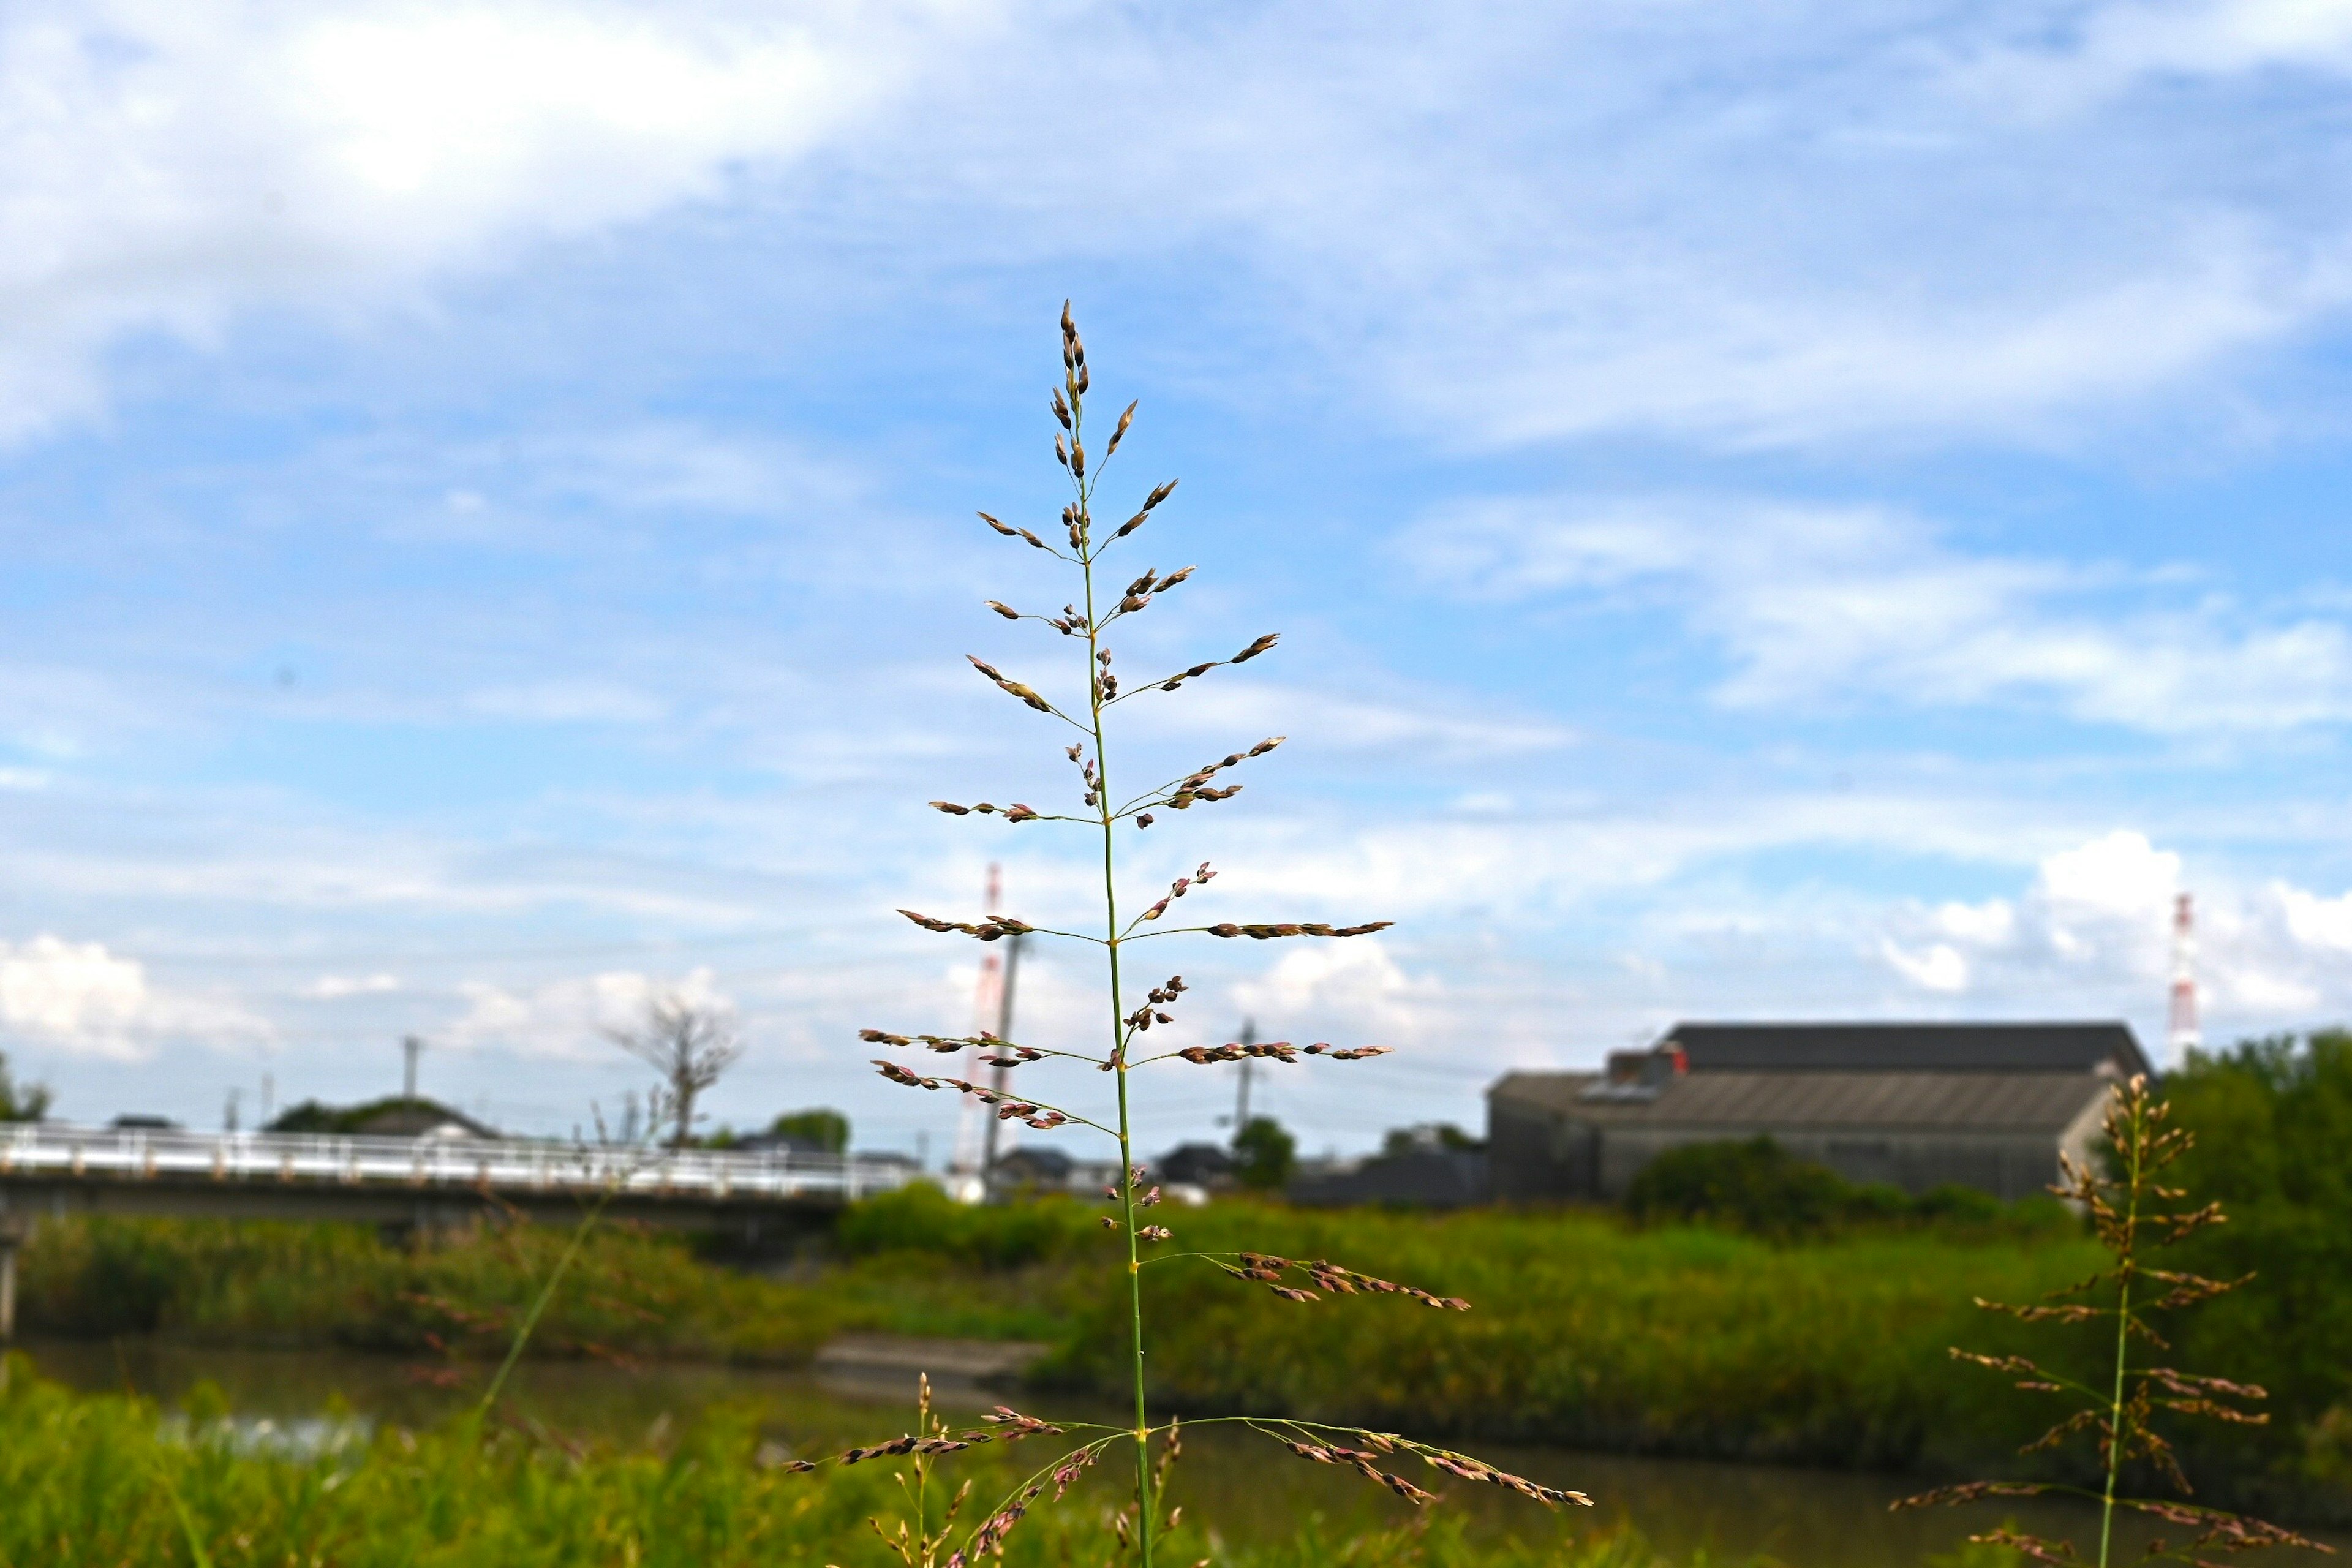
[0,1359,1749,1568]
[15,1193,2110,1476]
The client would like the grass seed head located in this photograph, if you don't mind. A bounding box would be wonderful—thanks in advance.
[1232,633,1279,663]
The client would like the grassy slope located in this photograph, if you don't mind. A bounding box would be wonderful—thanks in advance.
[1072,1203,2101,1469]
[17,1193,2109,1476]
[0,1361,1728,1568]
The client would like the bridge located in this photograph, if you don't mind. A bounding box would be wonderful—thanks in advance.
[0,1121,917,1338]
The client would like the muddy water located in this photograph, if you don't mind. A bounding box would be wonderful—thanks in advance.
[23,1339,2345,1567]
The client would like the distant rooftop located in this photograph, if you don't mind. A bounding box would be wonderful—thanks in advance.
[1491,1068,2113,1133]
[1659,1021,2150,1077]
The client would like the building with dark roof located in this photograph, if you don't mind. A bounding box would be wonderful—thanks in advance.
[1657,1021,2150,1076]
[1488,1020,2149,1204]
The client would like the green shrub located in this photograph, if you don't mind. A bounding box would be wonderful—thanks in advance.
[1041,1200,2096,1471]
[831,1183,1096,1268]
[767,1107,850,1153]
[1623,1137,1853,1237]
[17,1217,835,1364]
[1235,1116,1297,1189]
[2161,1031,2352,1489]
[1621,1140,2068,1243]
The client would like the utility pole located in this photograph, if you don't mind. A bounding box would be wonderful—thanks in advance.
[979,932,1025,1188]
[1232,1016,1257,1139]
[952,864,1006,1185]
[260,1073,274,1128]
[224,1087,241,1133]
[402,1035,424,1103]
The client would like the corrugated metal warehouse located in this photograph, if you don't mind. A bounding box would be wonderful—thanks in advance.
[1487,1021,2152,1203]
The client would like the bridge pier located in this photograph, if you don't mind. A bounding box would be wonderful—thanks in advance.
[0,1191,31,1343]
[0,1224,22,1343]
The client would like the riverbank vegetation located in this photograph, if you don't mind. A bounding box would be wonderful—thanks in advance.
[14,1197,2098,1473]
[0,1360,1724,1568]
[17,1033,2349,1517]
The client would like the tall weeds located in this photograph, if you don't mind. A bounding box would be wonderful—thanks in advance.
[0,1360,1734,1568]
[834,306,1585,1566]
[1896,1075,2329,1566]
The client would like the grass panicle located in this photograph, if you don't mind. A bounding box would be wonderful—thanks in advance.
[1895,1075,2329,1566]
[828,304,1585,1567]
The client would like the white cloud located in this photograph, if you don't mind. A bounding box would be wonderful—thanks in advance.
[1865,829,2352,1048]
[464,681,666,725]
[1403,496,2352,733]
[2279,883,2352,952]
[0,932,259,1058]
[0,935,148,1052]
[2040,829,2181,923]
[448,963,728,1060]
[1964,0,2352,118]
[1146,680,1574,764]
[1879,830,2178,990]
[1880,937,1970,993]
[1227,939,1437,1045]
[0,0,979,439]
[5,0,2351,452]
[303,972,399,999]
[1927,899,2017,946]
[885,0,2352,448]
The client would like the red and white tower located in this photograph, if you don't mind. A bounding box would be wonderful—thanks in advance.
[2167,891,2201,1061]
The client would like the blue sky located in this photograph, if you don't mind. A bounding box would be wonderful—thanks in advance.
[6,0,2352,1159]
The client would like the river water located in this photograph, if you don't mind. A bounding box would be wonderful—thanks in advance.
[23,1339,2345,1567]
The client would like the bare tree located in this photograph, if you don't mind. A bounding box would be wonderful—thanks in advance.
[604,995,742,1148]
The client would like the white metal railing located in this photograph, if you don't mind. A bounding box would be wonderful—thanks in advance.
[0,1123,912,1204]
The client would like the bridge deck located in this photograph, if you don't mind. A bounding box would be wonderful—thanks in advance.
[0,1124,916,1338]
[0,1128,908,1213]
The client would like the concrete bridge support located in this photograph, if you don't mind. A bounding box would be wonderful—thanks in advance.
[0,1220,25,1343]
